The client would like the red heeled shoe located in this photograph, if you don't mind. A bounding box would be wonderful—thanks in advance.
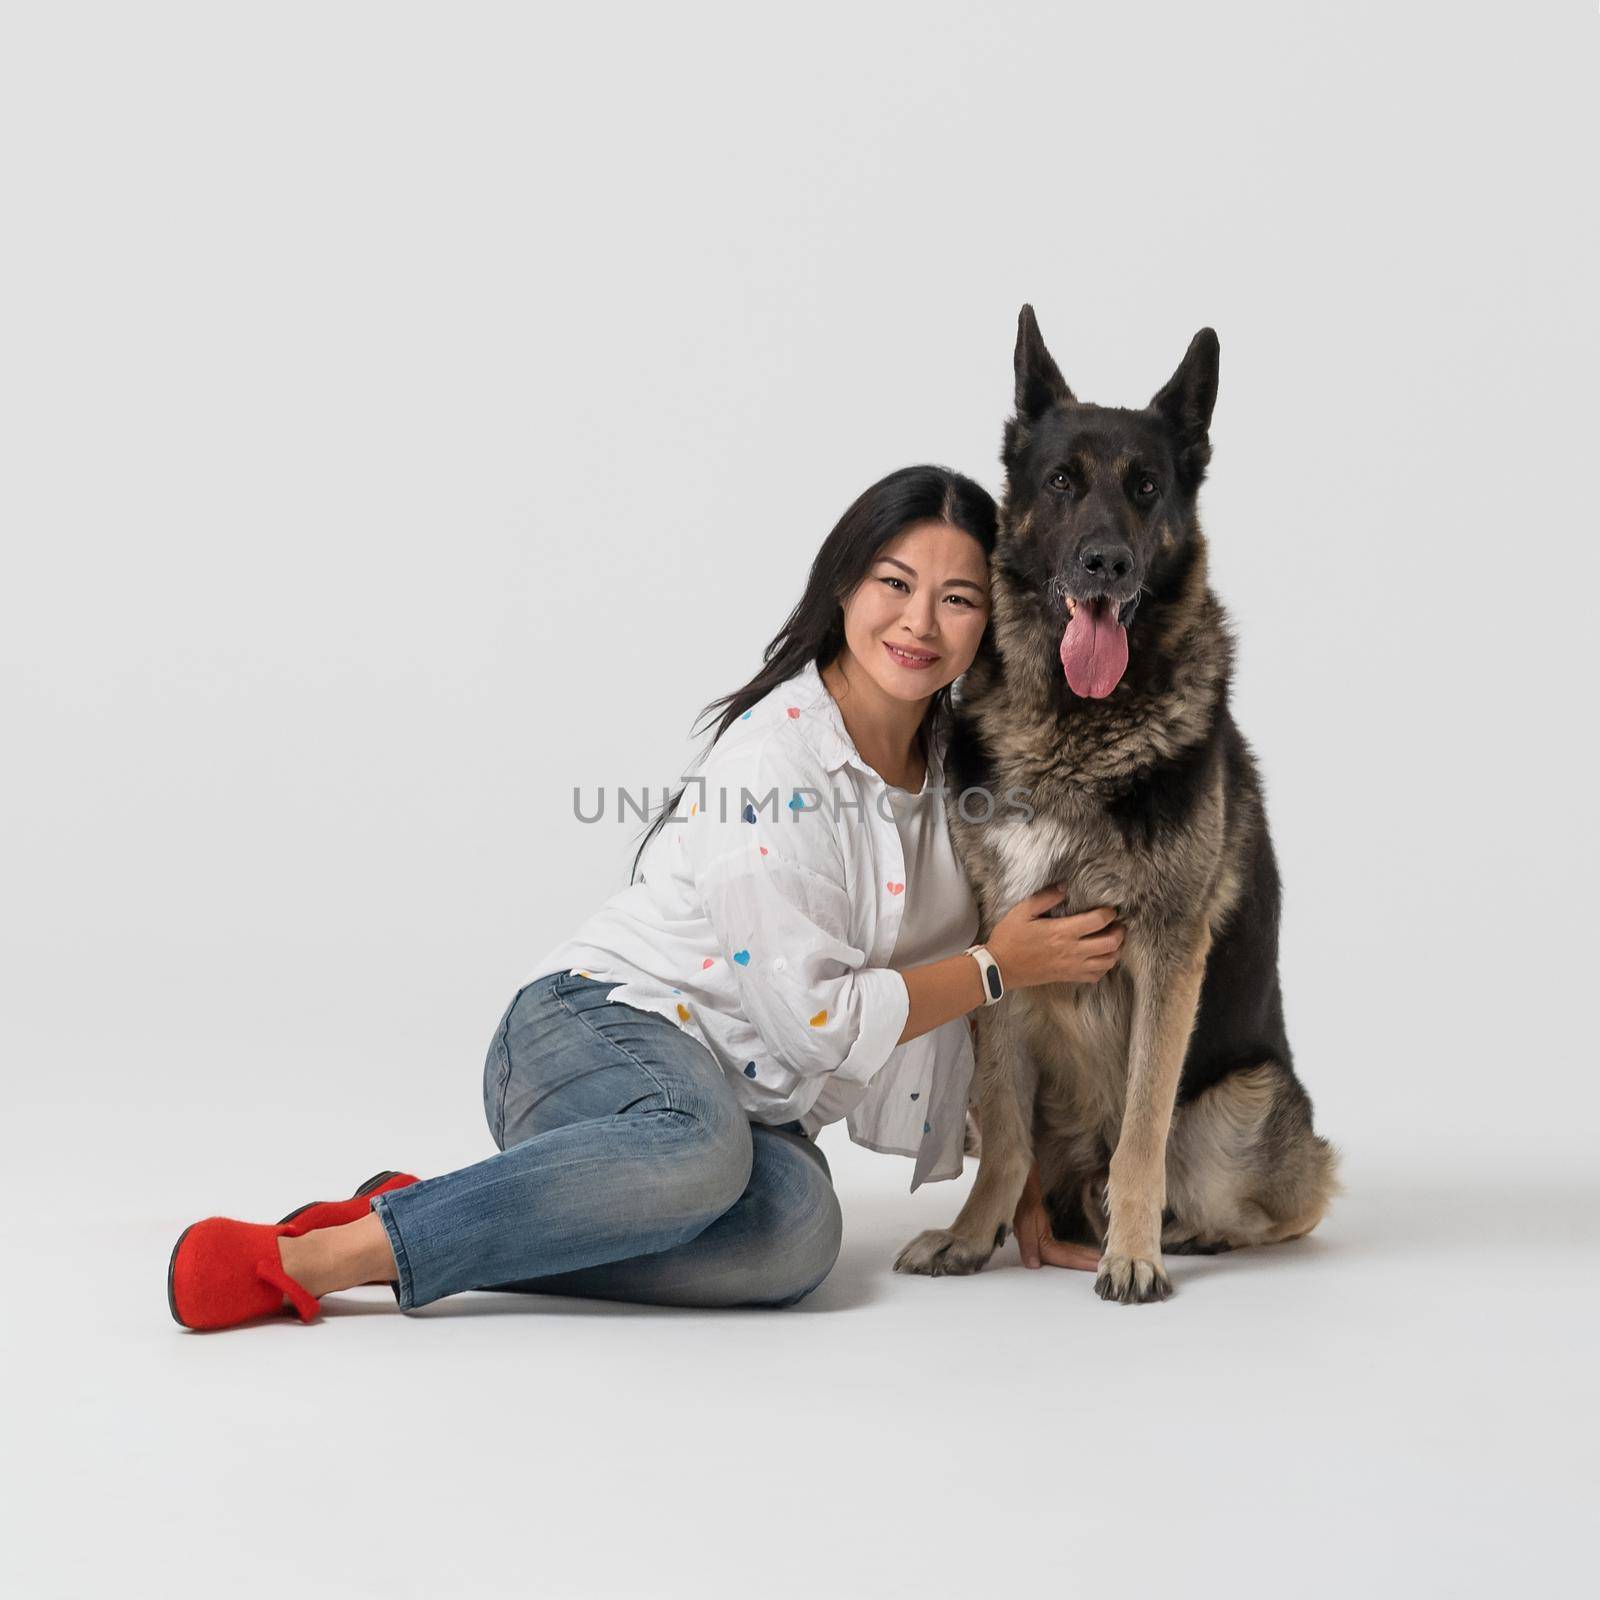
[167,1218,320,1330]
[277,1169,418,1231]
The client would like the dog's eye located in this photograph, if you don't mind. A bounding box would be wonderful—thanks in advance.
[1049,470,1073,495]
[1136,477,1159,499]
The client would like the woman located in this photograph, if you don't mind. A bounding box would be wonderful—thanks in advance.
[168,464,1125,1330]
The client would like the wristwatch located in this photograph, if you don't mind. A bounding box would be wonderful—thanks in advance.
[966,944,1005,1005]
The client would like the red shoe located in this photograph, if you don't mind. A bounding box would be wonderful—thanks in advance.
[277,1169,418,1231]
[167,1217,320,1330]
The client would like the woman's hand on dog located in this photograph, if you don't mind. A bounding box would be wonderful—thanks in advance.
[1013,1161,1100,1271]
[987,884,1124,991]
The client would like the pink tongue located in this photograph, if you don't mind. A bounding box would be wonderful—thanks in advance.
[1059,601,1129,698]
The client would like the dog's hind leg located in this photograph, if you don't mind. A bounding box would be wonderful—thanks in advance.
[894,997,1037,1277]
[1163,1062,1340,1251]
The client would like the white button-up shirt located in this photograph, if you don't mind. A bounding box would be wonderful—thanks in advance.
[525,658,979,1187]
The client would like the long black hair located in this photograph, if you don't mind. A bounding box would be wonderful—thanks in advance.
[628,463,998,884]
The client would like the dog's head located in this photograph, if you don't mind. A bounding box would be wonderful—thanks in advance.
[998,305,1219,699]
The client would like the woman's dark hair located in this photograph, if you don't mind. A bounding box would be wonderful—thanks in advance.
[628,463,998,884]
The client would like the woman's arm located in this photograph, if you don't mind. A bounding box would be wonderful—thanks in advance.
[896,952,986,1045]
[895,883,1125,1046]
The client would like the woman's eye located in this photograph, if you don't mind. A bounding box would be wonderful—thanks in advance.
[879,576,909,593]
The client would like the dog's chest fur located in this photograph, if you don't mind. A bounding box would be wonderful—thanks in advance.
[952,743,1228,939]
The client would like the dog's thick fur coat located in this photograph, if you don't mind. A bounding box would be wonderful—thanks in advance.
[894,308,1337,1302]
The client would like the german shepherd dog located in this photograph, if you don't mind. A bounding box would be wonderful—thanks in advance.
[894,307,1338,1302]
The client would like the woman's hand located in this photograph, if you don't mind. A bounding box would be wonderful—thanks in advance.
[1012,1160,1100,1271]
[985,883,1124,992]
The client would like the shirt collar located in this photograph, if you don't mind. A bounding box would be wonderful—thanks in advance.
[782,659,947,789]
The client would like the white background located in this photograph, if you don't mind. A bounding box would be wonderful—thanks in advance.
[3,3,1595,1597]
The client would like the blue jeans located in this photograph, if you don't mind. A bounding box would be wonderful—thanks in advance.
[369,972,843,1310]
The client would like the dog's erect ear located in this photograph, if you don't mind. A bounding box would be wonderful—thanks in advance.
[1014,304,1075,420]
[1149,328,1220,486]
[1149,328,1220,441]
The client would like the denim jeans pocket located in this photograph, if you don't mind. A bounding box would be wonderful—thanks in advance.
[548,971,622,1010]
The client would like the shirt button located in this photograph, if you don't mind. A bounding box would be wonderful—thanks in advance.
[772,958,787,972]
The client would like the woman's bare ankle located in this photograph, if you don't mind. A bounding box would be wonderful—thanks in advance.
[279,1212,398,1300]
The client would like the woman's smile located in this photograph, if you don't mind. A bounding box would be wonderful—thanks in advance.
[883,640,941,671]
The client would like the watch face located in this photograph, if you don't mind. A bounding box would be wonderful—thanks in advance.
[985,963,1003,1001]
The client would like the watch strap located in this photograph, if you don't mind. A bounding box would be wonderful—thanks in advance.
[966,944,1004,1005]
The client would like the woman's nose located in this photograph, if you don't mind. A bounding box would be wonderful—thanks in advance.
[904,592,938,634]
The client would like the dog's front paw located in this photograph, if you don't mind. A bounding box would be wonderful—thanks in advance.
[1094,1252,1172,1304]
[894,1228,996,1277]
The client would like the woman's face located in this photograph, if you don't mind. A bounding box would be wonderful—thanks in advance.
[839,519,991,701]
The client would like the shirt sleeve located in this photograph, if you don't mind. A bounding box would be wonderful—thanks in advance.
[682,729,910,1087]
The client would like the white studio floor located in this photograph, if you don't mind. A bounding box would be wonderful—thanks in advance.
[10,1122,1595,1600]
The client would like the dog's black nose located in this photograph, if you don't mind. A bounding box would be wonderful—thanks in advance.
[1079,540,1134,584]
